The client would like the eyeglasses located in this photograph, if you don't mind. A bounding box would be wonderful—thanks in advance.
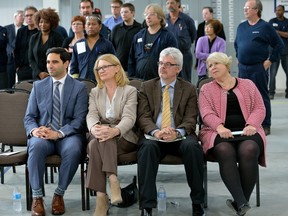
[144,12,157,18]
[157,61,179,67]
[243,6,257,10]
[95,64,115,72]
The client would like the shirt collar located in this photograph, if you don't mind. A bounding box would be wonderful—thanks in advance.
[160,79,176,89]
[52,74,67,85]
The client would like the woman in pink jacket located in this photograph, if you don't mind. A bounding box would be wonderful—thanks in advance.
[198,52,266,216]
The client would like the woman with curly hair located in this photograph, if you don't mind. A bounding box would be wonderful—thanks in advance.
[28,8,64,80]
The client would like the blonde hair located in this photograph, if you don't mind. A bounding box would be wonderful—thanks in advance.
[144,3,166,27]
[94,54,129,88]
[206,52,232,70]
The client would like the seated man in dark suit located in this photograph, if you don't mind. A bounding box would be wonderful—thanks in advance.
[137,47,205,216]
[24,47,88,216]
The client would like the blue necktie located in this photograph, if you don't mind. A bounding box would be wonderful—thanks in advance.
[51,81,61,130]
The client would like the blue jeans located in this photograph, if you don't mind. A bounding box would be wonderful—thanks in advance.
[269,54,288,96]
[238,63,271,128]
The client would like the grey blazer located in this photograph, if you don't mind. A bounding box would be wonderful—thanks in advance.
[86,85,138,144]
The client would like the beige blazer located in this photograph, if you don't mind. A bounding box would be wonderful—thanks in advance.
[86,85,138,144]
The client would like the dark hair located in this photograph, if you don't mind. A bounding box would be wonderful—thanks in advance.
[46,47,71,62]
[71,15,86,26]
[203,6,213,13]
[33,8,59,30]
[112,0,123,5]
[80,0,94,9]
[277,5,285,11]
[24,6,37,13]
[122,3,135,12]
[206,19,223,35]
[167,0,181,3]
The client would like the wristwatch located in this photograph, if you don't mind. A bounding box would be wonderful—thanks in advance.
[57,131,63,139]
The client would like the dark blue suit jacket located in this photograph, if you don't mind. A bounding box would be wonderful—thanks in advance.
[24,75,88,138]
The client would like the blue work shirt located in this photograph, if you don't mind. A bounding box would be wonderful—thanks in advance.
[166,12,196,53]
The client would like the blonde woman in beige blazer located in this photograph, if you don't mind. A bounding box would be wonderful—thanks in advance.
[86,54,138,216]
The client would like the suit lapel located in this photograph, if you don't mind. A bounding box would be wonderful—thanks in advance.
[153,80,161,119]
[45,78,53,118]
[173,79,183,118]
[113,86,123,119]
[62,76,74,118]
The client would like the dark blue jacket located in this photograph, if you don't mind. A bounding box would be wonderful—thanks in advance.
[128,27,178,80]
[166,12,196,53]
[70,35,115,81]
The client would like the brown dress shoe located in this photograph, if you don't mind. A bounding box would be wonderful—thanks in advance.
[52,194,65,215]
[31,197,45,216]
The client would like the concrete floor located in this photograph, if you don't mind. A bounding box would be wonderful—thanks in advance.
[0,96,288,216]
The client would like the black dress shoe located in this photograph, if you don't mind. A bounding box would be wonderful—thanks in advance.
[192,204,205,216]
[140,208,152,216]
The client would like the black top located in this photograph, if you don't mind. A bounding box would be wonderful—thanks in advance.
[0,26,8,73]
[14,26,38,68]
[111,20,142,71]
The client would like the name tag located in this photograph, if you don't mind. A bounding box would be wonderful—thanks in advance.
[273,23,278,27]
[137,38,143,43]
[76,41,86,54]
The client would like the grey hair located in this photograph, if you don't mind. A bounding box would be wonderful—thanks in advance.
[249,0,262,18]
[159,47,183,69]
[14,10,24,18]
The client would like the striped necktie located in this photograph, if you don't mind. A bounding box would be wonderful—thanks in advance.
[161,85,171,129]
[51,81,61,130]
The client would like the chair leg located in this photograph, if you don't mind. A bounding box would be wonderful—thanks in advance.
[10,146,16,173]
[44,167,48,184]
[256,166,260,207]
[1,167,4,184]
[25,166,32,211]
[203,163,208,208]
[50,167,54,183]
[86,188,91,210]
[81,162,86,211]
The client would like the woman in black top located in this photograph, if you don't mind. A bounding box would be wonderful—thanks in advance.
[28,8,63,80]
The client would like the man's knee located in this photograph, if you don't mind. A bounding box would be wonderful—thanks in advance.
[181,136,202,153]
[28,138,49,154]
[137,139,159,158]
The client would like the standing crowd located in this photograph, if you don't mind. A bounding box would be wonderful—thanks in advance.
[0,0,286,216]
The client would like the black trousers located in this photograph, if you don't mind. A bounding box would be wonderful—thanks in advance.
[16,65,33,81]
[7,55,16,88]
[137,135,205,209]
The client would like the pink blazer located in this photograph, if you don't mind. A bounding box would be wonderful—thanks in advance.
[198,78,267,166]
